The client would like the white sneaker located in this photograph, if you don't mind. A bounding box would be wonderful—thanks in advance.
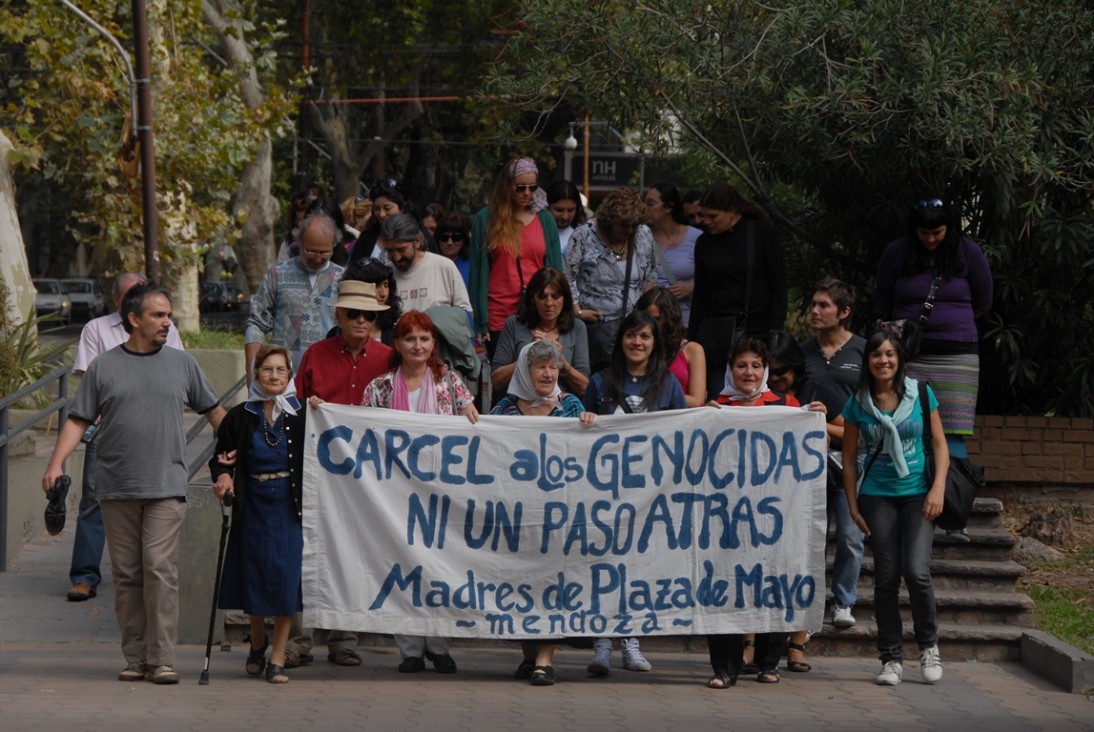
[919,645,943,684]
[620,637,652,672]
[876,660,903,686]
[587,638,612,676]
[832,605,856,628]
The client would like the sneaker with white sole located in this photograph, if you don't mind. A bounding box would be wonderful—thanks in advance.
[876,660,903,686]
[148,665,179,685]
[919,645,943,684]
[831,605,856,628]
[118,662,147,681]
[587,638,612,676]
[620,637,652,672]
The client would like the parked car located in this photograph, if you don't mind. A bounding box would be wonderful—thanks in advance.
[200,281,245,312]
[61,278,106,319]
[33,279,72,324]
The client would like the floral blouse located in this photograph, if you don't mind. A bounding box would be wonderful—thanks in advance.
[564,220,657,320]
[360,368,474,415]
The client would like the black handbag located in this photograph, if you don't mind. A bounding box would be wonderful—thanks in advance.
[880,274,942,360]
[918,381,984,531]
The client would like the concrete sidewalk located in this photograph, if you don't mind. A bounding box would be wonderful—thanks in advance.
[1,530,1092,732]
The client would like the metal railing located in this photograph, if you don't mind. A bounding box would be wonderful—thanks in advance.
[0,362,70,572]
[187,375,247,483]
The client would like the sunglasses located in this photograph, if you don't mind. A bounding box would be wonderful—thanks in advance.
[370,178,399,199]
[345,309,379,322]
[916,198,944,209]
[438,232,464,242]
[513,184,539,194]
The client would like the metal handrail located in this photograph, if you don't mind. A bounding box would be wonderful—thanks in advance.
[0,361,70,572]
[186,375,247,483]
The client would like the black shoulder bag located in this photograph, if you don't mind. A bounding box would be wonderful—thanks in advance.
[918,381,984,530]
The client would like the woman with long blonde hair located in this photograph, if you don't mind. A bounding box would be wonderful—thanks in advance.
[470,157,563,358]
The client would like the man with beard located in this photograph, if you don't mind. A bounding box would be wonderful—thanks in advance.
[381,213,472,315]
[42,284,225,684]
[245,212,346,375]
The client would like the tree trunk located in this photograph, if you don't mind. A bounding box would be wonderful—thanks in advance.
[0,132,36,327]
[202,0,279,294]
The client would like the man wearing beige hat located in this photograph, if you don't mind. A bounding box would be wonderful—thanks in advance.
[288,278,393,667]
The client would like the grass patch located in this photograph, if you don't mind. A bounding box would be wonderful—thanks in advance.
[1021,544,1094,655]
[180,328,245,350]
[1024,585,1094,655]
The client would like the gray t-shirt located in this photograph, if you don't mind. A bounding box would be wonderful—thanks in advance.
[799,333,865,417]
[71,345,219,500]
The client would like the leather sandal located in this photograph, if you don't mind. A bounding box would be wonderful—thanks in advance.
[265,663,289,684]
[530,665,556,686]
[245,636,269,676]
[327,648,362,666]
[707,672,737,689]
[757,669,781,684]
[514,658,536,680]
[787,641,812,673]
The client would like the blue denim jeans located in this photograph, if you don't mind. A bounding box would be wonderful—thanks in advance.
[859,493,938,662]
[69,440,105,590]
[830,488,865,608]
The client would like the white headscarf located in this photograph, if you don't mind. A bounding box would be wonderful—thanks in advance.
[719,364,771,403]
[509,341,562,407]
[247,361,300,423]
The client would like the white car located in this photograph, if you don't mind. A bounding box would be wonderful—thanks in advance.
[34,279,72,324]
[62,278,106,319]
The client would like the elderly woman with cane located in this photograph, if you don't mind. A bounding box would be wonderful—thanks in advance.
[490,339,596,686]
[210,344,304,684]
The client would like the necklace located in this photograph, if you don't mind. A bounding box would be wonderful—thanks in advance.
[262,412,285,448]
[610,244,627,261]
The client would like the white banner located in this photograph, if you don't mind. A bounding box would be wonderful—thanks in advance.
[302,404,828,639]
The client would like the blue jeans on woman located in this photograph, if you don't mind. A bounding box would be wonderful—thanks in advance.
[859,493,938,662]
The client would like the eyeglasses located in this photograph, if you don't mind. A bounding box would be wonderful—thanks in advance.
[438,232,464,242]
[513,184,539,194]
[302,248,333,259]
[916,198,944,209]
[344,309,379,322]
[643,199,663,208]
[257,366,290,376]
[769,364,792,376]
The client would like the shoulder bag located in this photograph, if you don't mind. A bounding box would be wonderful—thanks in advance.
[918,381,984,530]
[880,274,942,360]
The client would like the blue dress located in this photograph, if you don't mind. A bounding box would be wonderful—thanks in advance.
[218,417,303,616]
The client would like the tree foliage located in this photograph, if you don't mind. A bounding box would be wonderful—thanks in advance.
[1,0,294,306]
[484,0,1094,416]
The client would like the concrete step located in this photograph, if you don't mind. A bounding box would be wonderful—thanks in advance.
[823,526,1018,565]
[857,558,1026,591]
[850,589,1035,626]
[810,621,1025,662]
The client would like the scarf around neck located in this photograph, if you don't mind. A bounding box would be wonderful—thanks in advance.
[245,375,299,423]
[859,376,920,478]
[391,366,440,414]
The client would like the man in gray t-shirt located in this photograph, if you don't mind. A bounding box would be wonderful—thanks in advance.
[798,278,866,630]
[43,285,225,684]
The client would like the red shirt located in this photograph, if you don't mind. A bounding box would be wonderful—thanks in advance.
[487,216,547,332]
[295,336,393,405]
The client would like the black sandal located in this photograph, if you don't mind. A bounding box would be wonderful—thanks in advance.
[741,639,760,675]
[757,669,781,684]
[265,663,289,684]
[245,635,269,676]
[787,641,812,673]
[514,658,536,680]
[707,672,737,689]
[530,665,556,686]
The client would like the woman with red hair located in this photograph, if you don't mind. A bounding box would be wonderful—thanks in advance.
[359,310,478,674]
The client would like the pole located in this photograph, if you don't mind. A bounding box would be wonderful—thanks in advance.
[583,117,591,202]
[132,0,159,282]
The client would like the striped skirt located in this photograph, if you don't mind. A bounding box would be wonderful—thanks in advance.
[906,353,979,436]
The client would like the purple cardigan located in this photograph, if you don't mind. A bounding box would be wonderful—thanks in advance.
[875,235,992,344]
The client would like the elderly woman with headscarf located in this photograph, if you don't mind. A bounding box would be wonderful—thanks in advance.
[490,340,595,686]
[210,344,304,685]
[470,157,563,359]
